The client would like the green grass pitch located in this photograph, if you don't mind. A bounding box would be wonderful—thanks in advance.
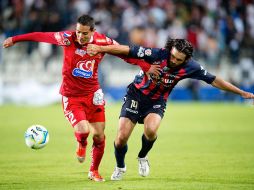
[0,102,254,190]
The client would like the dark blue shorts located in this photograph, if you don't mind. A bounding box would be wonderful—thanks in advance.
[120,83,167,124]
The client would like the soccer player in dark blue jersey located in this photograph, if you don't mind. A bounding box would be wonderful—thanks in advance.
[87,39,254,180]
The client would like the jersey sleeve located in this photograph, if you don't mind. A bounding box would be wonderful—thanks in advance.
[121,56,151,72]
[128,45,165,63]
[12,31,72,46]
[105,36,119,45]
[113,54,150,72]
[188,62,216,84]
[94,32,119,46]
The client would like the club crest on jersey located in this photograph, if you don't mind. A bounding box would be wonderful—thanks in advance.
[145,49,152,56]
[75,49,86,57]
[63,38,71,45]
[72,60,95,78]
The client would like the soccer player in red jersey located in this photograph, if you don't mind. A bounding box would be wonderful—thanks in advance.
[2,15,160,182]
[87,39,254,180]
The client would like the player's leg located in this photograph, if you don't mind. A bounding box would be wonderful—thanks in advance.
[115,117,136,167]
[111,117,136,180]
[74,120,90,163]
[81,88,106,181]
[111,83,140,180]
[62,96,90,163]
[137,113,162,177]
[139,113,161,157]
[88,121,105,182]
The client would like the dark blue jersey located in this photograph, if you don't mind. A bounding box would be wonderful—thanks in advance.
[129,45,216,100]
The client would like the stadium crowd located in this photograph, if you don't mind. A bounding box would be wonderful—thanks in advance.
[2,0,254,63]
[1,0,254,102]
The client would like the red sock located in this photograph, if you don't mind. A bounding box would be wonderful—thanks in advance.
[90,136,105,171]
[74,132,89,147]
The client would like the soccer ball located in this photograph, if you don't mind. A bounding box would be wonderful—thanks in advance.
[25,125,49,149]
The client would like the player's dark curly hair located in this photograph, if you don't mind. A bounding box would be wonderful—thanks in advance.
[164,38,193,60]
[77,15,95,31]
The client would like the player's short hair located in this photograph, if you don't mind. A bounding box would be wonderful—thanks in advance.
[77,15,95,31]
[131,25,146,31]
[165,38,193,60]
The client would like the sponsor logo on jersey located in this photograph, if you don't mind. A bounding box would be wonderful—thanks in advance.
[137,47,145,57]
[63,32,72,37]
[72,60,95,78]
[75,49,86,57]
[163,79,174,84]
[150,73,176,86]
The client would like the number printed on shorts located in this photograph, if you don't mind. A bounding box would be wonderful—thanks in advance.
[130,100,138,110]
[65,111,77,125]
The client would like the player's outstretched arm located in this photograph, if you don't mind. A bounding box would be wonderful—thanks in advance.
[3,37,14,48]
[3,32,61,47]
[211,77,254,99]
[87,44,130,56]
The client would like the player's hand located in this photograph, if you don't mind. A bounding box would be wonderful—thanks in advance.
[3,37,14,48]
[147,65,161,77]
[87,44,100,56]
[241,91,254,99]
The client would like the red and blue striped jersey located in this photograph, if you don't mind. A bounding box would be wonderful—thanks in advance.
[129,45,216,100]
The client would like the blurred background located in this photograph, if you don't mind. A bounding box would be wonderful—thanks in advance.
[0,0,254,105]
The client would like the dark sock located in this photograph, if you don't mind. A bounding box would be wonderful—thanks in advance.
[114,142,128,168]
[138,134,157,158]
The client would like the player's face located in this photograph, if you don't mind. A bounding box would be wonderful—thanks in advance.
[76,23,95,45]
[169,47,186,67]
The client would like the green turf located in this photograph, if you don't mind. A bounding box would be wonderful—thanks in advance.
[0,102,254,190]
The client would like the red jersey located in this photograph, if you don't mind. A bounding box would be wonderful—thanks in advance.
[13,31,151,97]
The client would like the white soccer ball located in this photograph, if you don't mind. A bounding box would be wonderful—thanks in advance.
[25,125,49,149]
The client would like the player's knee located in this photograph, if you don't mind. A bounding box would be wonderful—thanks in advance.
[75,127,89,134]
[144,127,157,140]
[74,121,89,133]
[93,133,105,141]
[115,134,128,147]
